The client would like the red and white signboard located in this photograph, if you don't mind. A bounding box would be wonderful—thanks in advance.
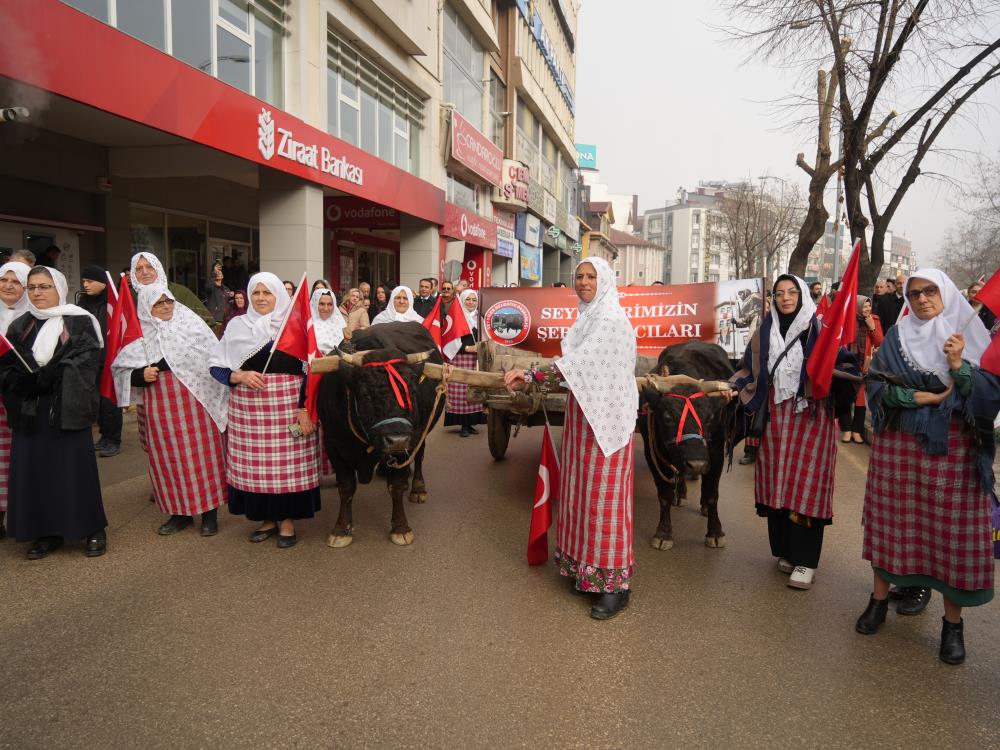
[442,202,498,250]
[324,196,400,229]
[450,112,503,187]
[493,159,529,211]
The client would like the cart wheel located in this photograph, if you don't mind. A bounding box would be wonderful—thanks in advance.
[488,410,511,460]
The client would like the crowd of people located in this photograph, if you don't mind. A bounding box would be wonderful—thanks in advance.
[0,248,996,666]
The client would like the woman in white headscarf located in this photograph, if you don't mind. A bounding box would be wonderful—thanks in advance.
[311,288,346,355]
[731,274,859,591]
[504,258,639,620]
[370,286,423,325]
[0,266,107,559]
[0,261,29,536]
[209,272,321,548]
[129,251,216,329]
[112,285,229,537]
[856,269,1000,666]
[444,288,485,437]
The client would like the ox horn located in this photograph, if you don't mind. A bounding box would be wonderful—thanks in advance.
[311,355,341,373]
[404,350,434,365]
[338,350,370,367]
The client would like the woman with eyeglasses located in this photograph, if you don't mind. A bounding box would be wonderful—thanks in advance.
[856,269,1000,665]
[0,266,106,559]
[731,275,859,591]
[112,286,229,537]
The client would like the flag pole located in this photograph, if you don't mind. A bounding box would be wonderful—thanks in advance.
[262,271,308,375]
[3,336,35,373]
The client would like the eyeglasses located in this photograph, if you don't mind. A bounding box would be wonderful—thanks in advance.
[906,285,939,301]
[26,284,55,292]
[152,299,175,308]
[774,289,800,299]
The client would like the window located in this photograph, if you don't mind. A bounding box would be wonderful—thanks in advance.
[117,0,165,50]
[327,33,425,174]
[171,0,211,69]
[488,72,506,150]
[647,216,662,233]
[63,0,108,21]
[443,3,485,128]
[447,173,478,212]
[217,26,251,93]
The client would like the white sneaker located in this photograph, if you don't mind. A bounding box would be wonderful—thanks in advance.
[788,566,816,589]
[777,558,794,574]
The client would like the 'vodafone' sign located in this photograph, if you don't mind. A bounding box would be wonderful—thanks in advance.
[324,196,400,229]
[443,202,497,250]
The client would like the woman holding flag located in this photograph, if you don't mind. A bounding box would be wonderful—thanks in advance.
[731,274,858,591]
[112,285,229,537]
[444,289,485,437]
[0,266,107,559]
[209,272,321,549]
[856,269,999,666]
[504,258,638,621]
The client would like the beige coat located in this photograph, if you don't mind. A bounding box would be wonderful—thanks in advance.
[341,305,369,336]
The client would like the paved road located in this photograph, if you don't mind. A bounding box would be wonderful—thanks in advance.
[1,416,998,748]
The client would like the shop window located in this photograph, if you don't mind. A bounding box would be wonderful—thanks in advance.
[171,0,211,70]
[447,173,478,213]
[63,0,108,22]
[443,3,485,128]
[116,0,166,51]
[166,213,207,296]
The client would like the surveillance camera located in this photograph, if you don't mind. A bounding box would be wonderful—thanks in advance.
[0,107,30,123]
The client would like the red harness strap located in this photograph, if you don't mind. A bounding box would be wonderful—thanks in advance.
[667,392,705,444]
[362,359,413,411]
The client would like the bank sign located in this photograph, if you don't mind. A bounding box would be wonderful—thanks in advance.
[576,144,597,170]
[258,109,364,186]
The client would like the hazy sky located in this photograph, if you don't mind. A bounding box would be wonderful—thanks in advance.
[574,2,1000,264]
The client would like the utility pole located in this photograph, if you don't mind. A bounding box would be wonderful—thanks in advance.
[831,131,844,284]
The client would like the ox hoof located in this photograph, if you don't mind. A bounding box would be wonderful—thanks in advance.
[409,491,428,504]
[390,530,415,546]
[672,498,685,507]
[650,536,674,551]
[327,533,354,548]
[705,535,727,549]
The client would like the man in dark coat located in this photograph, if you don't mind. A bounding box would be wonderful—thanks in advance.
[76,265,122,457]
[874,277,905,332]
[412,278,437,318]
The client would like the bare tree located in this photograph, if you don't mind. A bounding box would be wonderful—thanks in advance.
[720,0,1000,288]
[937,151,1000,285]
[718,179,804,278]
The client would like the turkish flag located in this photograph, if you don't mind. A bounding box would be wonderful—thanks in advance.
[806,239,861,399]
[421,296,443,349]
[441,300,472,360]
[273,274,322,423]
[975,269,1000,318]
[100,274,143,404]
[816,293,830,320]
[528,423,559,565]
[0,331,12,357]
[981,335,1000,378]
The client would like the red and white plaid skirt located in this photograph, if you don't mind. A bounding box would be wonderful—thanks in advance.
[0,401,10,513]
[144,373,226,516]
[863,420,993,592]
[445,352,483,415]
[226,374,320,494]
[556,393,635,570]
[136,402,149,454]
[755,394,838,520]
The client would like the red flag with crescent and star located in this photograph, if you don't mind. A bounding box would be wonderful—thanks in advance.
[99,274,143,404]
[806,239,861,399]
[421,296,443,348]
[273,273,322,423]
[528,423,559,565]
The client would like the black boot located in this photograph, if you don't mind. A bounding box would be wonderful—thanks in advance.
[896,587,931,616]
[855,595,889,635]
[568,577,591,596]
[590,590,630,620]
[157,515,193,536]
[200,508,219,537]
[26,536,63,560]
[939,618,965,665]
[739,446,756,465]
[85,529,107,558]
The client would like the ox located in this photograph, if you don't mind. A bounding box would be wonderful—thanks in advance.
[315,322,444,547]
[637,341,735,550]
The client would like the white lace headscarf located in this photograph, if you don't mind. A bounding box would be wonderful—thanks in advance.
[370,286,423,325]
[897,268,991,382]
[209,272,291,370]
[0,261,29,335]
[767,274,816,408]
[130,251,168,289]
[310,288,346,354]
[556,257,638,456]
[113,285,229,431]
[458,289,479,335]
[26,267,103,366]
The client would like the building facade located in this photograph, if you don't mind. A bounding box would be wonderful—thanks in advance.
[608,228,664,284]
[642,185,734,284]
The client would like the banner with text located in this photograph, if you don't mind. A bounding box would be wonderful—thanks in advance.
[478,278,765,359]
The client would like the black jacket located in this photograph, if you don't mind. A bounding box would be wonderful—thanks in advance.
[76,289,109,337]
[0,314,102,431]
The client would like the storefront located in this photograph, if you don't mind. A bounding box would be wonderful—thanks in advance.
[516,213,542,287]
[324,196,401,295]
[441,202,496,289]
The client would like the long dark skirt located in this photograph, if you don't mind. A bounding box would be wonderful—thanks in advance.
[7,396,106,542]
[228,486,321,522]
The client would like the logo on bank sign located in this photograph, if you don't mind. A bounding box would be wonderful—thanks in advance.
[485,300,531,347]
[258,109,275,160]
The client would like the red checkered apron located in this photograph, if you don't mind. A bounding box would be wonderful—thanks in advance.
[226,374,320,494]
[0,401,10,513]
[445,352,483,415]
[143,372,226,516]
[556,393,635,570]
[136,402,149,453]
[755,393,837,520]
[863,420,993,592]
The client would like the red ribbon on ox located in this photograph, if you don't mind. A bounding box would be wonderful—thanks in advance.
[667,392,705,444]
[362,359,413,411]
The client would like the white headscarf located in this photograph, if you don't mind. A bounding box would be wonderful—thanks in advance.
[311,288,346,354]
[458,289,479,335]
[897,268,991,382]
[767,274,816,408]
[26,267,103,366]
[0,261,29,335]
[370,286,423,325]
[209,272,291,370]
[556,257,638,457]
[130,251,168,289]
[112,285,229,431]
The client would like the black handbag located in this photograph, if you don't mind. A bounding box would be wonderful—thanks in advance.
[747,335,802,439]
